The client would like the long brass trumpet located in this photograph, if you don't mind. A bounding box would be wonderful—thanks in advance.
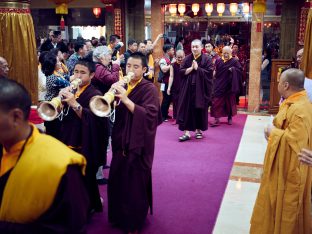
[37,78,82,121]
[89,72,134,117]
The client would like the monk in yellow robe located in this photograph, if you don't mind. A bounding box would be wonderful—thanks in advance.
[0,79,89,233]
[250,68,312,234]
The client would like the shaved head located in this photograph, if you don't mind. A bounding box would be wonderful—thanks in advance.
[0,78,31,120]
[0,57,9,78]
[191,39,202,47]
[222,46,232,60]
[297,48,303,57]
[281,68,305,91]
[222,46,232,54]
[296,48,304,66]
[176,50,185,56]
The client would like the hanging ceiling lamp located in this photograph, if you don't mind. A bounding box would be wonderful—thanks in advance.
[242,3,250,14]
[192,3,200,16]
[205,3,213,16]
[217,3,225,16]
[178,4,186,16]
[49,0,74,14]
[169,4,177,16]
[93,7,101,18]
[229,3,238,16]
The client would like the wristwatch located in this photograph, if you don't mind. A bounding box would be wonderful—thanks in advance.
[72,104,81,111]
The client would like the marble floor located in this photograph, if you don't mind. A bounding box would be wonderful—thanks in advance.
[213,115,271,234]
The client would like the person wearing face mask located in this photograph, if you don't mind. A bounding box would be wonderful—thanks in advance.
[210,46,242,126]
[177,40,213,141]
[92,46,120,94]
[167,50,185,123]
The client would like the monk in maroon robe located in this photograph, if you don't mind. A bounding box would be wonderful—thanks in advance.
[177,39,213,141]
[210,46,242,126]
[59,59,109,214]
[107,52,161,233]
[167,50,185,122]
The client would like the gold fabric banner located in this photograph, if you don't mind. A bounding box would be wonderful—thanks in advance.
[302,9,312,79]
[0,2,38,102]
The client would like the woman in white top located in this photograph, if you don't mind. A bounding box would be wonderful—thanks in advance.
[38,52,48,101]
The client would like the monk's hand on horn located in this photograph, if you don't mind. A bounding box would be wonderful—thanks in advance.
[298,148,312,166]
[112,82,127,102]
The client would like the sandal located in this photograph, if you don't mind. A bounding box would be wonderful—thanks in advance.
[195,132,203,139]
[179,134,191,142]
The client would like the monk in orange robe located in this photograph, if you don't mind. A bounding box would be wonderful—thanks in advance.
[250,68,312,234]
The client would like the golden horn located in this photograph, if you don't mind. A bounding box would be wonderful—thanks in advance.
[89,72,134,117]
[37,78,82,121]
[37,97,62,121]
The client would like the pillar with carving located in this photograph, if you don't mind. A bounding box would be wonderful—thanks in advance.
[247,0,266,112]
[0,0,37,102]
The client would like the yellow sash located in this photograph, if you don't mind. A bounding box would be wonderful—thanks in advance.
[126,78,143,96]
[0,125,86,223]
[148,54,154,79]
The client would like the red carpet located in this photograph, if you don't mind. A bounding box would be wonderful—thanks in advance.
[87,114,247,234]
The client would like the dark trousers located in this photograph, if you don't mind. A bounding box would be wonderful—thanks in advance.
[44,118,61,139]
[161,83,172,120]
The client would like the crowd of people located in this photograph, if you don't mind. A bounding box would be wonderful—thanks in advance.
[0,28,312,234]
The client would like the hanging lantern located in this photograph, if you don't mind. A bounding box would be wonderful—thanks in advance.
[243,3,250,14]
[169,4,177,16]
[93,7,101,18]
[192,3,200,16]
[60,16,65,30]
[217,3,225,16]
[229,3,238,16]
[100,0,117,4]
[178,4,186,16]
[205,3,213,16]
[49,0,74,15]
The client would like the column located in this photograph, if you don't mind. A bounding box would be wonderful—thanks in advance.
[0,0,38,102]
[247,0,266,112]
[279,0,305,59]
[125,0,145,41]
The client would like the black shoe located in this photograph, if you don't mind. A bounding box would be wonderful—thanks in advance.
[97,178,108,185]
[228,117,232,125]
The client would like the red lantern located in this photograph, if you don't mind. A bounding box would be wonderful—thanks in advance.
[93,7,101,18]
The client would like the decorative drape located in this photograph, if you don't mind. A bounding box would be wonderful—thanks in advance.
[0,0,38,102]
[302,6,312,79]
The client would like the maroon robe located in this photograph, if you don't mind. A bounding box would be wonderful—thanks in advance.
[108,79,161,232]
[171,62,182,119]
[211,58,242,118]
[59,85,109,213]
[177,53,213,131]
[92,63,120,94]
[0,165,89,234]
